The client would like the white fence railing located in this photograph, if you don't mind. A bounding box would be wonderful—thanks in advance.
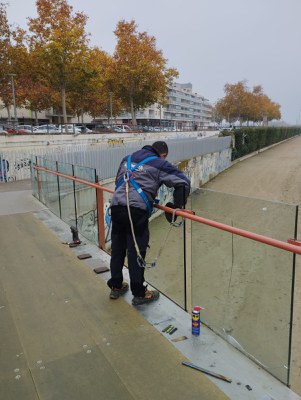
[0,135,231,183]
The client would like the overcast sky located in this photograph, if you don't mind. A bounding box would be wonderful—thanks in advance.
[6,0,301,124]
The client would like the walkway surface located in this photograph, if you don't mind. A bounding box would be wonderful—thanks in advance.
[0,181,227,400]
[1,136,301,400]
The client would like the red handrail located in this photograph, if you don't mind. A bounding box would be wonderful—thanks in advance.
[33,165,301,255]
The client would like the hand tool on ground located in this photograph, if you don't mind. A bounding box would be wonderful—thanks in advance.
[162,324,172,332]
[182,361,232,383]
[93,266,110,274]
[171,336,188,342]
[77,253,92,260]
[62,241,85,247]
[153,317,173,326]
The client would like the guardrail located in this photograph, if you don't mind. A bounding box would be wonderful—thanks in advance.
[33,164,301,255]
[31,161,300,386]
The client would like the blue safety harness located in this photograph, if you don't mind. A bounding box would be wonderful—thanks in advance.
[115,154,158,216]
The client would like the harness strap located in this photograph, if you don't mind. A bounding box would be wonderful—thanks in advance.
[115,154,158,216]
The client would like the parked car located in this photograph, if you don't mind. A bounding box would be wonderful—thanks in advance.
[16,125,34,133]
[33,124,60,134]
[58,124,81,133]
[220,126,234,132]
[163,126,177,132]
[113,125,132,133]
[3,125,28,134]
[75,125,92,133]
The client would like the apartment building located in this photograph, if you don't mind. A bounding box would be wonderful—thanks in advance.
[166,82,212,128]
[121,83,212,128]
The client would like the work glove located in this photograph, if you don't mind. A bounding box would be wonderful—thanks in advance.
[164,202,178,223]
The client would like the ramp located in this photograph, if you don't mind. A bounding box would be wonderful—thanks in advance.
[0,213,228,400]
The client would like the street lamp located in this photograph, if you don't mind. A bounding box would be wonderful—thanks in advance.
[7,73,17,123]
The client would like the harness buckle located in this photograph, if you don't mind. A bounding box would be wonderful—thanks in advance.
[124,170,133,182]
[137,255,157,269]
[137,255,146,268]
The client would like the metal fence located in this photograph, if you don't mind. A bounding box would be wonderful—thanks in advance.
[46,136,231,181]
[0,135,230,182]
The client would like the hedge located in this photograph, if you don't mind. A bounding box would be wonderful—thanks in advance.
[220,127,301,161]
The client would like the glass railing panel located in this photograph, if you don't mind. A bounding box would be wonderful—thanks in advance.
[147,209,185,308]
[190,195,233,332]
[103,191,113,251]
[230,237,293,384]
[57,162,76,228]
[42,159,60,217]
[230,195,296,385]
[31,156,38,199]
[37,157,48,206]
[191,188,296,385]
[73,165,98,245]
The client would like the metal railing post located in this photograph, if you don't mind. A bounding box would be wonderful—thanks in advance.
[72,165,78,229]
[287,205,299,386]
[56,161,62,219]
[36,158,41,202]
[96,187,105,249]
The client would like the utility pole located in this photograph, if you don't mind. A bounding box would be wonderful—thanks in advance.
[8,73,17,123]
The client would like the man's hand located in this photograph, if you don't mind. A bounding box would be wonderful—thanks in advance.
[164,202,178,223]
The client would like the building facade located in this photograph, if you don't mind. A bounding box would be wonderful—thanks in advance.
[120,83,212,129]
[165,82,212,128]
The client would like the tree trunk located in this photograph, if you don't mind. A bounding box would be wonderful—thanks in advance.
[6,106,11,122]
[80,96,84,123]
[61,86,67,130]
[34,110,38,125]
[130,96,136,125]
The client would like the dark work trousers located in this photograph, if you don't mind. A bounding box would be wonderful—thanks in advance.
[107,205,149,297]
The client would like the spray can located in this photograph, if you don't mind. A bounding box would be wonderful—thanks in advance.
[192,306,203,336]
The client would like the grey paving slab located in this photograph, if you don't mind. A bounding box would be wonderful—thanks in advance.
[0,212,228,400]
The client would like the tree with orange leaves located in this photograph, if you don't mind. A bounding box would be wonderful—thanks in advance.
[0,2,15,119]
[216,80,281,125]
[111,20,178,125]
[67,47,118,123]
[27,0,90,125]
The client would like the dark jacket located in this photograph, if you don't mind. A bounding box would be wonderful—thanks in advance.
[111,145,190,212]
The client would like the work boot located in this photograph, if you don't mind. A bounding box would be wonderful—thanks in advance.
[109,282,129,299]
[132,289,160,305]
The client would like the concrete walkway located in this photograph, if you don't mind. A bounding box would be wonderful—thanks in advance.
[1,177,301,400]
[0,181,227,400]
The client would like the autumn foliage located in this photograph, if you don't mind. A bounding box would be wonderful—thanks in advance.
[0,0,179,124]
[215,81,281,124]
[1,1,281,125]
[111,20,178,124]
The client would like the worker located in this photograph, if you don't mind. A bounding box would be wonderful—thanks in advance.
[107,141,191,305]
